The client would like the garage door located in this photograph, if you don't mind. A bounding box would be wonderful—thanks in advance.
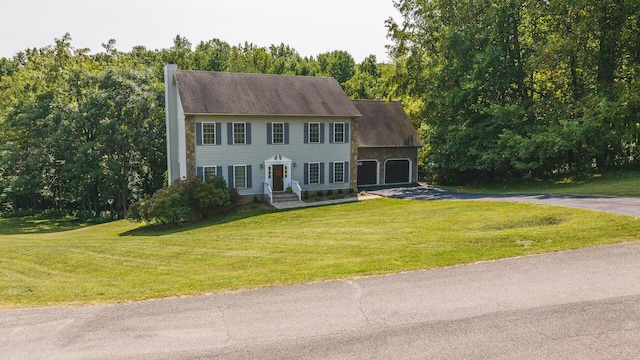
[357,160,378,186]
[385,159,410,184]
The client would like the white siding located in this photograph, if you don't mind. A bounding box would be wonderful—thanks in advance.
[194,116,353,195]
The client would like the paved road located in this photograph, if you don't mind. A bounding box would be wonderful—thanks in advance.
[369,185,640,216]
[1,242,639,359]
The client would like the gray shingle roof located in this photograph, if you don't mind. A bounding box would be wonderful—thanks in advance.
[353,100,423,148]
[174,70,361,117]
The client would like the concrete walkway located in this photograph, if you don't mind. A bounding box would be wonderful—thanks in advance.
[270,194,380,209]
[369,184,640,217]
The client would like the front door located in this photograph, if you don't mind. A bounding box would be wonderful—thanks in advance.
[273,164,284,191]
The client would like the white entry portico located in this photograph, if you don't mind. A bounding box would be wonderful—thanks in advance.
[263,154,302,204]
[264,154,293,191]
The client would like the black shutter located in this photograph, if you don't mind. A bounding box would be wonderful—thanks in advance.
[304,163,309,184]
[246,165,252,188]
[284,123,289,144]
[227,123,233,144]
[345,123,350,143]
[228,166,234,188]
[329,162,334,183]
[216,166,223,177]
[319,162,325,184]
[267,123,272,145]
[196,166,204,178]
[304,123,309,144]
[216,123,222,145]
[246,123,251,144]
[320,123,325,143]
[344,161,350,183]
[195,122,202,145]
[329,123,334,144]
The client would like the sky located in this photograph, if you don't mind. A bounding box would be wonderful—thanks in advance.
[1,0,402,63]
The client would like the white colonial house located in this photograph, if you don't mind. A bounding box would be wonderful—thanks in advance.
[164,64,362,203]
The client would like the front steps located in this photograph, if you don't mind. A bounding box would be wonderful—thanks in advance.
[271,192,300,203]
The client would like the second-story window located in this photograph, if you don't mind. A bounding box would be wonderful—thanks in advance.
[233,122,246,144]
[202,122,216,145]
[272,122,284,144]
[333,122,345,143]
[309,122,320,143]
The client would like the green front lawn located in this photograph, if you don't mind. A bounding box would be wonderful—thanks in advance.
[1,198,639,309]
[441,170,640,197]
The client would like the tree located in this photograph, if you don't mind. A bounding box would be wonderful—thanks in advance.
[344,55,382,99]
[0,34,166,217]
[388,0,640,184]
[318,50,356,85]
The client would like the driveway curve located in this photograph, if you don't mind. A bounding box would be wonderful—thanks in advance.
[368,184,640,216]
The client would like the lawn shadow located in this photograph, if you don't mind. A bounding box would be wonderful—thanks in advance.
[0,216,100,235]
[119,206,289,236]
[118,201,357,237]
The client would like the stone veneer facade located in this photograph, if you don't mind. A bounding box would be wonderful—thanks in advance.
[185,115,196,178]
[349,118,359,190]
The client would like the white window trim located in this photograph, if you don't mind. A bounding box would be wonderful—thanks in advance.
[202,165,218,180]
[233,122,246,145]
[333,122,345,143]
[333,161,345,183]
[234,165,247,188]
[309,162,320,184]
[309,122,320,144]
[202,122,216,145]
[272,122,284,144]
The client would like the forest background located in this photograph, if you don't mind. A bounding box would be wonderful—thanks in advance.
[0,0,638,219]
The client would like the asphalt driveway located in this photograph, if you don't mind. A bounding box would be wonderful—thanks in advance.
[368,184,640,216]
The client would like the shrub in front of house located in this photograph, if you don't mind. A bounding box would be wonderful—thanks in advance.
[127,176,233,225]
[150,187,191,224]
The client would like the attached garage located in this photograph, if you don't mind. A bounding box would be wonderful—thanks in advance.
[357,160,378,186]
[353,100,423,189]
[385,159,411,184]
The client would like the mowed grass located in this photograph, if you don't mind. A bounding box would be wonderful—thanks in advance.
[1,198,639,309]
[443,170,640,197]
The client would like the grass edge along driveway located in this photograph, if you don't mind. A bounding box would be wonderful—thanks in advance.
[1,198,639,309]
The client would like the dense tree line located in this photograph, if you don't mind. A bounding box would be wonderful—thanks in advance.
[2,0,639,217]
[0,34,389,217]
[388,0,640,184]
